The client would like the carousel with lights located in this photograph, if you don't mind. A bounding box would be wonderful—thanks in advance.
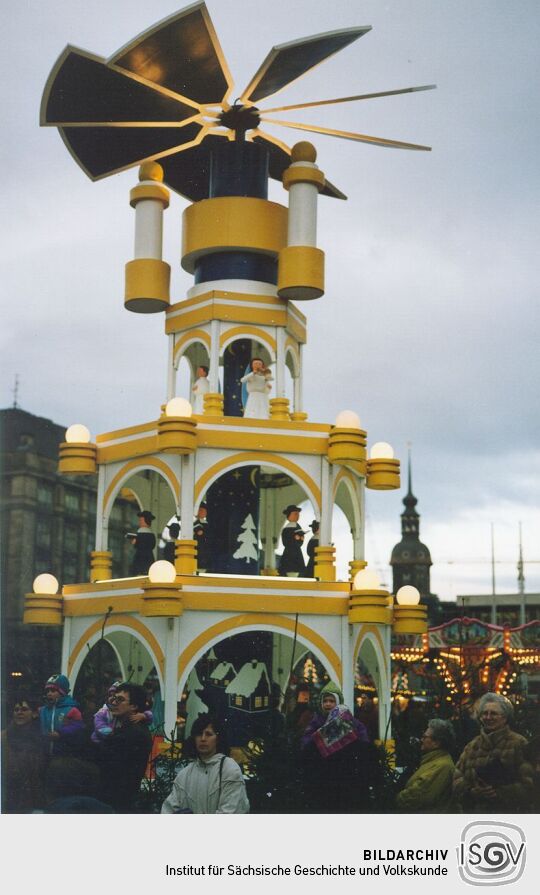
[25,3,436,744]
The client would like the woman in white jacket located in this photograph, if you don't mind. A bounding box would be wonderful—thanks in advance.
[161,714,249,814]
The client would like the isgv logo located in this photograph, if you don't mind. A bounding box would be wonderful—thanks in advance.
[457,821,526,886]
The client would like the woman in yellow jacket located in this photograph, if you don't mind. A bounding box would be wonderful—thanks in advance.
[396,718,455,813]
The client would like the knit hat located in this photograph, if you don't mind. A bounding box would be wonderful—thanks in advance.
[319,680,343,711]
[107,680,122,696]
[45,673,70,695]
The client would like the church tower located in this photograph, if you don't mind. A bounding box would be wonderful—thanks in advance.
[390,452,433,599]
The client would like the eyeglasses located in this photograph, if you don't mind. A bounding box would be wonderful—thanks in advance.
[481,711,504,718]
[109,695,129,704]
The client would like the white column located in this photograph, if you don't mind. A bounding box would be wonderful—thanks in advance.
[275,326,285,397]
[378,625,393,742]
[134,197,163,258]
[61,617,72,676]
[355,479,366,560]
[341,616,354,708]
[167,334,176,401]
[95,465,106,550]
[287,172,318,246]
[209,320,220,392]
[320,458,333,542]
[163,617,181,738]
[294,343,303,412]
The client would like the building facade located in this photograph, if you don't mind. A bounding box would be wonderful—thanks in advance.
[0,407,135,704]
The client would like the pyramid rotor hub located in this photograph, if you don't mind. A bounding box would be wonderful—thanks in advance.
[219,104,261,139]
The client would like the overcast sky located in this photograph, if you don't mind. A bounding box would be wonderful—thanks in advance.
[2,0,539,601]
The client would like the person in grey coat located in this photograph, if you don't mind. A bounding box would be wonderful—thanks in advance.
[161,714,249,814]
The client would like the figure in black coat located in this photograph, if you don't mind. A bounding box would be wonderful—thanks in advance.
[305,520,320,577]
[163,521,180,564]
[278,505,306,576]
[194,502,211,570]
[129,510,156,575]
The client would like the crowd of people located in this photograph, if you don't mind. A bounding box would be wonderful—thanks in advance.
[394,692,537,813]
[2,675,154,813]
[2,675,538,815]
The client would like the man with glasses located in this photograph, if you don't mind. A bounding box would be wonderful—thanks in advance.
[453,692,533,812]
[97,682,152,813]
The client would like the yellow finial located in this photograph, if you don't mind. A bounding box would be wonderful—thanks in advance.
[291,142,317,163]
[139,161,164,182]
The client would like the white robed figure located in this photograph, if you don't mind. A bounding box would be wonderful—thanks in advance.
[240,357,273,419]
[191,365,210,414]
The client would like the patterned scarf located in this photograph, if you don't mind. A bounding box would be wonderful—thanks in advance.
[312,705,359,757]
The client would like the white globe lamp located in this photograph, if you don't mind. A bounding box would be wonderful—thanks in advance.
[65,424,91,443]
[335,410,361,429]
[33,573,59,594]
[370,441,394,459]
[353,569,381,590]
[148,560,177,584]
[165,397,192,417]
[396,585,421,606]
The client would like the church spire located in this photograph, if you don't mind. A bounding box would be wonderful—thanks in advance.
[401,444,418,531]
[390,444,433,599]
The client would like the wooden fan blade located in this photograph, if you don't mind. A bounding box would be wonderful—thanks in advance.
[261,84,437,115]
[260,117,432,151]
[239,27,371,104]
[41,46,200,127]
[108,2,234,106]
[60,122,207,181]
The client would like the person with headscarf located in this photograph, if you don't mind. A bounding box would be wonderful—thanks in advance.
[300,681,376,812]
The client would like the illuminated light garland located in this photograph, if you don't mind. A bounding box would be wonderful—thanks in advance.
[303,657,319,684]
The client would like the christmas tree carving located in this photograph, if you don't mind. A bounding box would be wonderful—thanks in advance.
[233,514,259,564]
